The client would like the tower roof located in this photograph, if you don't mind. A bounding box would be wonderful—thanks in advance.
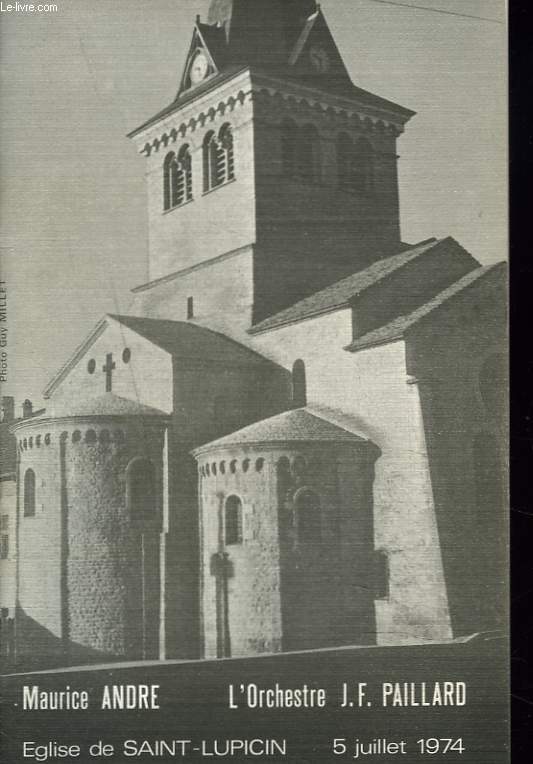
[192,407,373,456]
[207,0,317,50]
[128,1,414,138]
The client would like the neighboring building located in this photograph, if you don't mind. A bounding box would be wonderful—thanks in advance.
[1,397,44,662]
[0,396,17,619]
[9,0,506,669]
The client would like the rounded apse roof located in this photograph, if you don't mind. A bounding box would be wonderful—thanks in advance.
[15,393,168,426]
[193,407,375,457]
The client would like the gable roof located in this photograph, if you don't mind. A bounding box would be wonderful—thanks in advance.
[192,407,372,456]
[108,315,274,366]
[197,22,228,67]
[345,262,506,352]
[176,22,228,100]
[128,65,248,138]
[249,238,444,333]
[43,314,276,400]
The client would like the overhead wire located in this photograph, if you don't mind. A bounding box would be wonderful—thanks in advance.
[364,0,504,24]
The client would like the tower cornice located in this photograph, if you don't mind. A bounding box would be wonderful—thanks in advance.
[131,68,413,157]
[129,68,254,155]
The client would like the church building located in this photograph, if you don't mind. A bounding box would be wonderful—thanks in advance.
[5,0,506,668]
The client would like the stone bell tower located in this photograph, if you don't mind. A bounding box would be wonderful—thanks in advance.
[129,0,415,323]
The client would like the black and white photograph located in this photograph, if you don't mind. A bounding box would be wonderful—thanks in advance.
[0,1,508,761]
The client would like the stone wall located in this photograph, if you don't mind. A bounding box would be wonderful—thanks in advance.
[163,359,291,660]
[141,73,256,281]
[134,70,406,322]
[196,440,379,658]
[406,267,507,635]
[14,417,166,666]
[17,425,63,643]
[128,246,255,337]
[251,309,453,644]
[252,90,403,318]
[51,321,173,414]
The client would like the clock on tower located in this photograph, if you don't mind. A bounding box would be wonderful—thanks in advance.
[190,51,209,85]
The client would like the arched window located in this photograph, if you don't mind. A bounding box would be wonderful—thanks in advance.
[294,488,321,545]
[175,144,193,206]
[219,124,235,182]
[127,459,156,529]
[292,359,307,407]
[353,137,374,194]
[163,147,192,211]
[337,134,374,194]
[24,468,36,517]
[203,131,217,192]
[298,123,320,182]
[224,495,243,546]
[281,118,298,176]
[203,124,234,193]
[163,151,177,211]
[280,121,321,182]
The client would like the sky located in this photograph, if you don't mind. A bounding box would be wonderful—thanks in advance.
[0,0,507,410]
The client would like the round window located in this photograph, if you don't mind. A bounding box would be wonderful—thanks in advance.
[87,359,96,374]
[122,348,131,364]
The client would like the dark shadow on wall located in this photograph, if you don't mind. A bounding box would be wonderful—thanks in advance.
[408,293,508,638]
[3,607,123,674]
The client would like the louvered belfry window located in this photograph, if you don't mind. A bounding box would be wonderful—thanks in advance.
[281,120,320,182]
[163,146,193,211]
[203,124,235,192]
[337,133,374,194]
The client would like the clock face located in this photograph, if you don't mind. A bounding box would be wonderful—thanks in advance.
[309,45,330,73]
[190,51,209,85]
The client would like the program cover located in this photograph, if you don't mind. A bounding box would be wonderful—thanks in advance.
[0,1,508,762]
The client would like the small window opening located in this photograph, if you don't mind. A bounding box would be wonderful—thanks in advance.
[24,469,36,517]
[292,359,307,407]
[225,495,243,546]
[187,296,194,320]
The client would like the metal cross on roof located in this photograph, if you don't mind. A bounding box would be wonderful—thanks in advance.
[102,353,116,392]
